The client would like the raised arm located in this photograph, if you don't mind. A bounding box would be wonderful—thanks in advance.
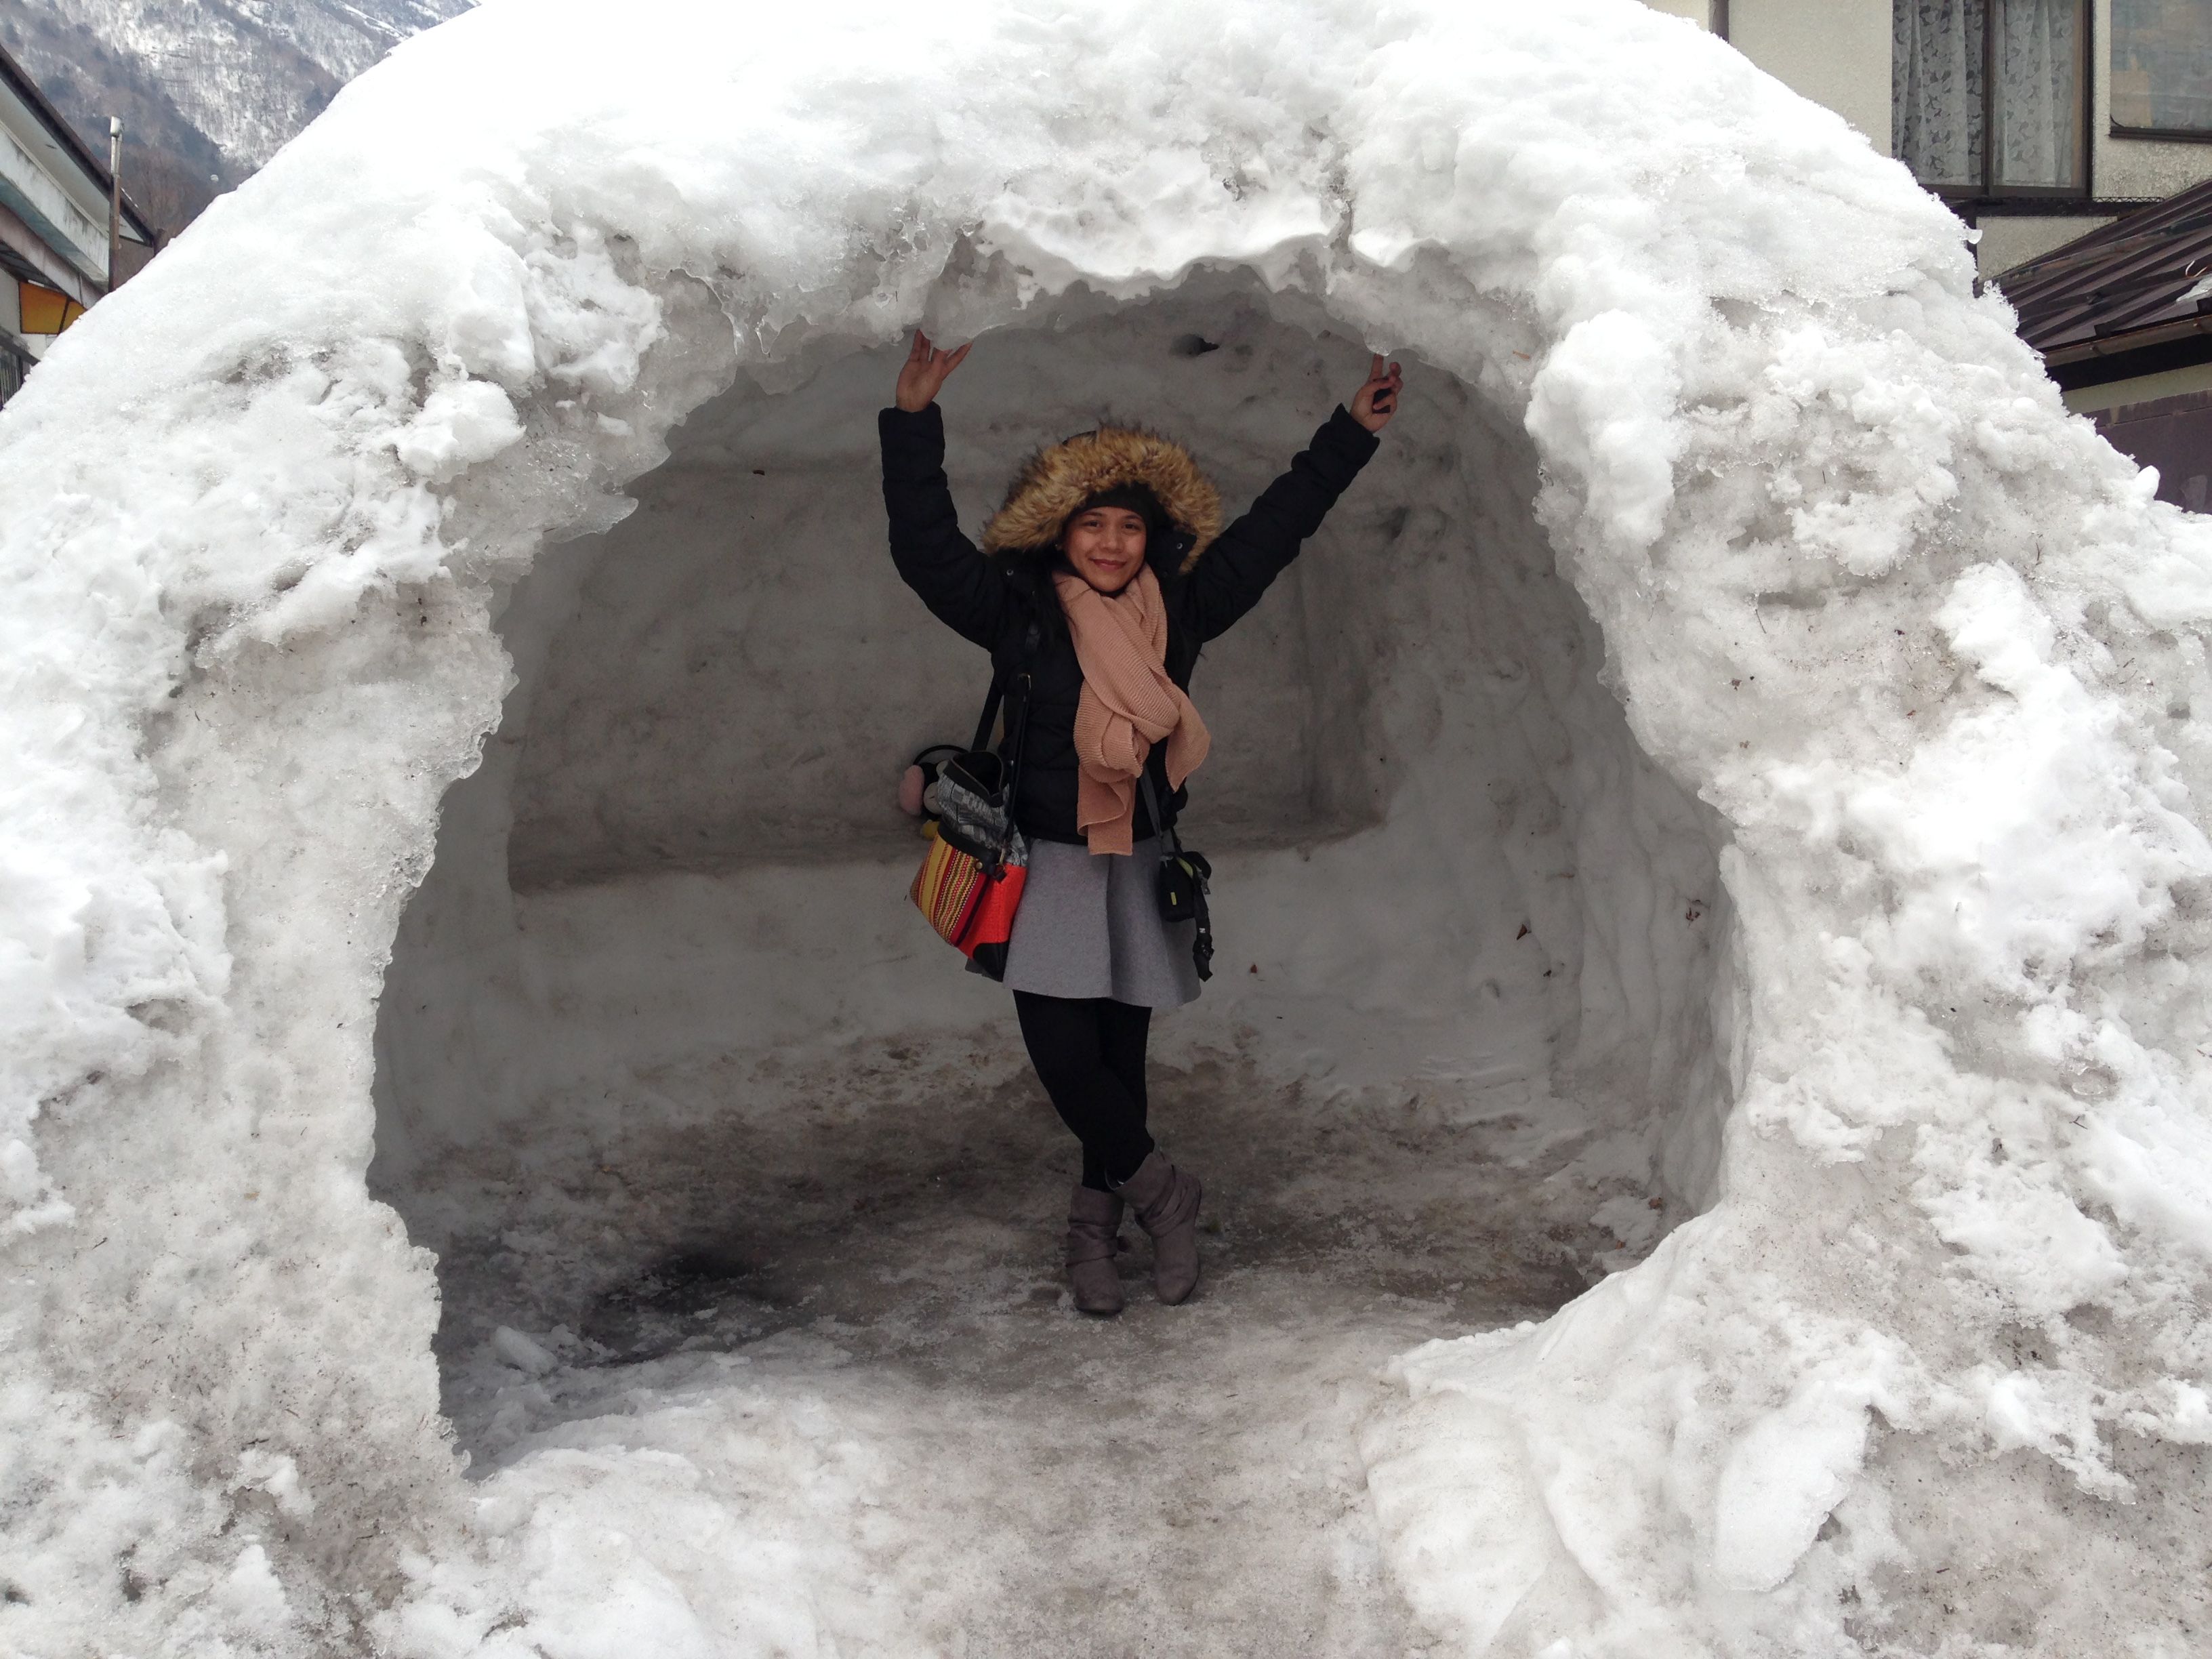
[879,331,1008,649]
[1186,355,1399,642]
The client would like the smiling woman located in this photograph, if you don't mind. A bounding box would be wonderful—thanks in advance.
[373,276,1733,1261]
[7,1,2212,1654]
[1058,499,1152,588]
[361,284,1744,1651]
[878,328,1402,1312]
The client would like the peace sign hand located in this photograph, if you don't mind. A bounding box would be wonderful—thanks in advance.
[1349,353,1404,434]
[895,329,973,413]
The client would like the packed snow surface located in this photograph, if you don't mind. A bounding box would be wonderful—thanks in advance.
[5,0,2212,1654]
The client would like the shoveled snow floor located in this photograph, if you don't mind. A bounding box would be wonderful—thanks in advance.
[388,1026,1657,1655]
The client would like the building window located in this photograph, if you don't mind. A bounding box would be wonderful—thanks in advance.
[18,281,83,335]
[2113,0,2212,135]
[1894,0,2089,195]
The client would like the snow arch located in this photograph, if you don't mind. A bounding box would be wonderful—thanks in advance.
[369,271,1732,1214]
[7,1,2212,1654]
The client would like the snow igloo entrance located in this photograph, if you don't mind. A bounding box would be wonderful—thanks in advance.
[368,275,1733,1614]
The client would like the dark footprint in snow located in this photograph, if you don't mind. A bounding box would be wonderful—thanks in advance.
[578,1245,794,1362]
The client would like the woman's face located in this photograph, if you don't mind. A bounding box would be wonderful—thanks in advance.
[1060,507,1148,594]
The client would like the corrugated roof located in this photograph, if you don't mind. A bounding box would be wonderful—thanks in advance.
[1997,180,2212,369]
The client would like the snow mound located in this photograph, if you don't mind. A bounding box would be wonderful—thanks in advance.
[5,0,2212,1653]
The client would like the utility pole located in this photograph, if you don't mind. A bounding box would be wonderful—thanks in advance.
[106,117,122,292]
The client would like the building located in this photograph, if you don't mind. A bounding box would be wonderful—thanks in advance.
[0,39,155,405]
[1646,1,2212,278]
[1994,180,2212,506]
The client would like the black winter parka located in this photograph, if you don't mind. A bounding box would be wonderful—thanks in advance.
[878,402,1379,844]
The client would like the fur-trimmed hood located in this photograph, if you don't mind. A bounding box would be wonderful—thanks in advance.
[981,425,1223,572]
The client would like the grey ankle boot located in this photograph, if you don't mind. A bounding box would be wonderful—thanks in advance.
[1065,1185,1127,1316]
[1114,1150,1202,1305]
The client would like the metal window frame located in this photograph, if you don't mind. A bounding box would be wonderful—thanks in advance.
[2108,0,2212,140]
[1923,0,2096,203]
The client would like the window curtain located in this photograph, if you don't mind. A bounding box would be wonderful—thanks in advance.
[1994,0,2081,188]
[1895,0,1984,189]
[1894,0,2083,191]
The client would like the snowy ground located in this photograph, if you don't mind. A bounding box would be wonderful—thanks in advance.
[387,1025,1648,1654]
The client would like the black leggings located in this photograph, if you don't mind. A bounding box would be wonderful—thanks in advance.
[1012,991,1155,1191]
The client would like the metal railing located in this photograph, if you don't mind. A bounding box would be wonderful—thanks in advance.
[0,333,36,409]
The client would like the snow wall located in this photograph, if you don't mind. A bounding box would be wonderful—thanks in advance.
[367,276,1729,1212]
[4,0,2212,1653]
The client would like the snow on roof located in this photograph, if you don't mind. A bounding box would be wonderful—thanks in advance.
[4,0,2212,1652]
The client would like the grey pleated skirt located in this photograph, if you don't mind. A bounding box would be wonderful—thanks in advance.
[977,836,1201,1007]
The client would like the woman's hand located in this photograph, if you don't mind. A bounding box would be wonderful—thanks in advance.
[1349,353,1404,434]
[895,329,972,413]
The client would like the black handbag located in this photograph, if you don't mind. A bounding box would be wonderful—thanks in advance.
[1139,771,1214,982]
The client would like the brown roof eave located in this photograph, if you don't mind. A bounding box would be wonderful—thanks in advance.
[2041,311,2212,369]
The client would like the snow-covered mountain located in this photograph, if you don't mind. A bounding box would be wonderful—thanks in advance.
[35,0,474,169]
[4,0,472,239]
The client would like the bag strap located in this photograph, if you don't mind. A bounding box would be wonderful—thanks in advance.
[1000,619,1041,778]
[1138,769,1181,859]
[1139,769,1213,982]
[1004,672,1034,792]
[971,617,1044,754]
[978,621,1042,870]
[968,680,1005,755]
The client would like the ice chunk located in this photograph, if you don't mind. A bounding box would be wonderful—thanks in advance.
[492,1327,559,1376]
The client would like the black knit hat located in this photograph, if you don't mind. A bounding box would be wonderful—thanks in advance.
[1071,482,1170,545]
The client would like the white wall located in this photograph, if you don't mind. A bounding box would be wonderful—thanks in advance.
[1639,1,1893,155]
[1728,0,1895,153]
[1979,212,2116,277]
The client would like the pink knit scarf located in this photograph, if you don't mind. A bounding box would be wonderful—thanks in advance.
[1052,567,1210,856]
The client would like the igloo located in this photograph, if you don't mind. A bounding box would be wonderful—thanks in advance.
[7,0,2212,1653]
